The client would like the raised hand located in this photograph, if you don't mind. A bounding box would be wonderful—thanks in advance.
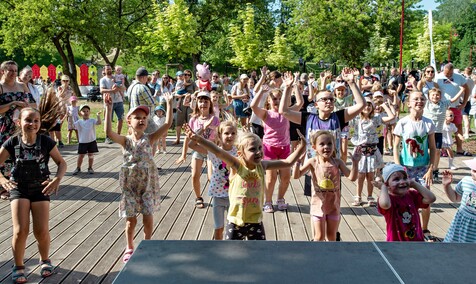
[163,92,174,104]
[342,67,355,83]
[283,71,294,87]
[441,170,453,187]
[260,66,268,77]
[296,129,307,149]
[351,146,362,163]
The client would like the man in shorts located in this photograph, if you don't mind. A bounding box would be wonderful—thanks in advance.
[100,65,125,143]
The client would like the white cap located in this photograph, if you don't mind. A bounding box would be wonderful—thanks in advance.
[382,164,407,183]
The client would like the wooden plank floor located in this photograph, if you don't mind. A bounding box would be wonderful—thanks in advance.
[0,136,470,283]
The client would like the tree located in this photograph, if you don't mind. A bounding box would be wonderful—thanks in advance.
[412,16,452,66]
[266,27,295,69]
[228,3,266,71]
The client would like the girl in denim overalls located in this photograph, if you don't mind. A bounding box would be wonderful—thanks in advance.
[0,108,66,283]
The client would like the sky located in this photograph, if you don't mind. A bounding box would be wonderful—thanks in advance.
[419,0,439,11]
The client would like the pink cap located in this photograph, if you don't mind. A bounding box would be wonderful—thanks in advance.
[463,157,476,171]
[126,105,150,118]
[70,96,78,102]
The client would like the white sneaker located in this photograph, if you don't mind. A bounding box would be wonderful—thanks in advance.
[464,134,470,140]
[450,166,457,170]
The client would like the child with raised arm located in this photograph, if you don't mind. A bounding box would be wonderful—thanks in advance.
[184,125,306,240]
[293,131,361,241]
[0,108,66,283]
[350,97,395,206]
[104,92,173,263]
[251,72,301,213]
[375,164,436,241]
[393,91,437,241]
[441,161,476,243]
[72,104,102,175]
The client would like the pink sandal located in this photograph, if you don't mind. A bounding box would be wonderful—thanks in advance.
[122,249,134,263]
[277,199,288,210]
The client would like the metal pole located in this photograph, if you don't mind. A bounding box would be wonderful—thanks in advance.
[399,0,405,74]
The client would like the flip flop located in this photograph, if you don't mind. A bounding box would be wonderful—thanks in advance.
[457,151,472,156]
[123,249,134,263]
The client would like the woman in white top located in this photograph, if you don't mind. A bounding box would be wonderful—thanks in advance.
[18,67,41,108]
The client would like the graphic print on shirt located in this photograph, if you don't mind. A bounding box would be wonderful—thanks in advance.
[218,161,230,190]
[405,134,427,158]
[397,204,416,240]
[238,171,261,208]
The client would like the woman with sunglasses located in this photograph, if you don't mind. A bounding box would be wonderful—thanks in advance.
[417,66,439,97]
[0,61,36,200]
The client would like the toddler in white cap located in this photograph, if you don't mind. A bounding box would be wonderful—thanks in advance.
[374,163,436,241]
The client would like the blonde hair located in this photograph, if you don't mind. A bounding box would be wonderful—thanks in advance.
[371,82,382,93]
[237,132,261,155]
[217,120,237,146]
[309,130,336,157]
[428,87,441,97]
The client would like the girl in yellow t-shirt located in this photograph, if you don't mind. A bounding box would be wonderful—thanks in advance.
[184,125,306,240]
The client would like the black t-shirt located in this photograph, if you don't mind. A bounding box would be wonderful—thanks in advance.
[2,134,56,179]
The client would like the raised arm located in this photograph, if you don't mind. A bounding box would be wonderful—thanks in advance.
[293,158,314,179]
[290,72,304,111]
[104,94,126,147]
[375,181,391,210]
[342,68,365,122]
[183,124,241,170]
[450,86,465,104]
[279,75,302,125]
[250,85,269,121]
[441,170,462,203]
[409,179,436,205]
[380,102,396,123]
[253,66,268,93]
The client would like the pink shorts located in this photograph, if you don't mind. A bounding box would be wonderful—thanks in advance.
[312,214,340,222]
[450,107,462,125]
[263,144,290,160]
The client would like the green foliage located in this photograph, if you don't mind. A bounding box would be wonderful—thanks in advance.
[228,3,266,70]
[137,0,200,61]
[412,16,451,65]
[266,27,295,69]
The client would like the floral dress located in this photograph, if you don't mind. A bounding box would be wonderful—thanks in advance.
[0,91,35,176]
[119,135,160,217]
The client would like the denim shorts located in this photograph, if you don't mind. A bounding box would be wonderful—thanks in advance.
[112,102,124,120]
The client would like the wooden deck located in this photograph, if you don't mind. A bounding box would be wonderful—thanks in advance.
[0,136,469,283]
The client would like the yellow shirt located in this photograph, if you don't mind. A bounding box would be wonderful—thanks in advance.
[227,162,265,226]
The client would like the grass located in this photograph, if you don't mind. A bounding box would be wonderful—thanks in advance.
[60,99,176,145]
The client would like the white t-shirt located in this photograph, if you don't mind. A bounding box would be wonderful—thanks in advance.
[28,82,41,108]
[74,119,98,143]
[442,122,457,145]
[100,76,122,103]
[436,72,467,108]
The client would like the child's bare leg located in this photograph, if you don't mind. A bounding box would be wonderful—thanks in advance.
[10,199,30,266]
[142,214,153,240]
[421,206,431,232]
[341,138,348,163]
[191,158,204,199]
[265,169,278,204]
[125,217,137,250]
[277,168,291,200]
[214,228,224,240]
[67,130,72,144]
[77,154,85,169]
[355,173,365,199]
[31,201,50,261]
[88,153,94,169]
[366,172,375,197]
[313,218,326,241]
[326,219,340,241]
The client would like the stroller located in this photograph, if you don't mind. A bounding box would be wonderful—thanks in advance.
[87,87,102,102]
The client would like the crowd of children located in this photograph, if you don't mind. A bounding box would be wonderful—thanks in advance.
[2,60,476,282]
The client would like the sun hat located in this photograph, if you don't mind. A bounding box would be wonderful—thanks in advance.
[155,105,166,113]
[334,82,346,90]
[463,157,476,171]
[382,164,407,183]
[240,74,249,80]
[61,75,70,81]
[79,104,90,112]
[197,91,211,99]
[126,105,150,118]
[373,91,384,98]
[135,67,148,77]
[70,96,78,102]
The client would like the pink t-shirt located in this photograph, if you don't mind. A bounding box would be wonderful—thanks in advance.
[263,110,290,147]
[378,189,429,242]
[189,115,220,141]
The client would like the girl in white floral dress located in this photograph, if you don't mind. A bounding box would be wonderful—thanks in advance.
[104,92,173,263]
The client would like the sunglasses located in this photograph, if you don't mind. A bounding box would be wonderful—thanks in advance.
[62,80,69,82]
[184,74,191,76]
[336,80,344,83]
[318,97,336,103]
[426,70,435,74]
